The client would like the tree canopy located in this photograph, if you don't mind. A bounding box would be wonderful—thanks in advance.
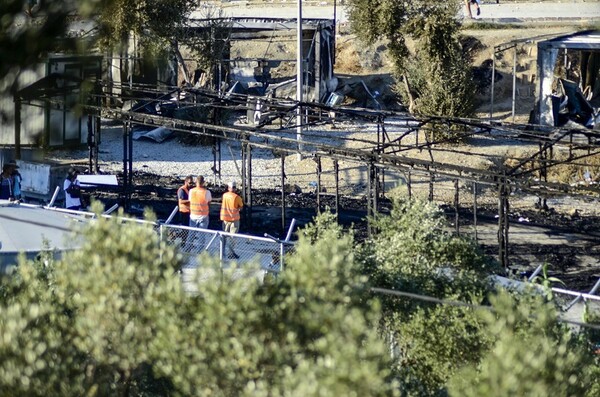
[2,200,598,396]
[346,0,476,119]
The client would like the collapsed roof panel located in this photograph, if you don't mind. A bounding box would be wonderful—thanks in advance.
[536,30,600,129]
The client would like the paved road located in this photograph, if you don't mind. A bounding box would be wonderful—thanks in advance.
[197,2,600,22]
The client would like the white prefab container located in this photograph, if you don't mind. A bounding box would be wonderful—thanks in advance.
[15,160,71,203]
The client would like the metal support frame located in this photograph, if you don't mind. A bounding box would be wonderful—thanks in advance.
[367,161,378,236]
[428,167,434,202]
[538,143,548,210]
[296,0,304,156]
[247,143,253,207]
[241,139,247,202]
[334,159,339,221]
[490,51,496,120]
[565,277,600,311]
[87,115,94,173]
[212,137,221,185]
[407,169,412,200]
[454,178,460,235]
[122,120,133,210]
[498,174,510,268]
[281,153,286,233]
[473,182,478,241]
[316,156,322,213]
[512,45,517,122]
[377,117,387,199]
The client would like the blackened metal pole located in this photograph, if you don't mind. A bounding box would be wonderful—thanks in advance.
[367,162,373,236]
[95,83,102,173]
[498,174,510,269]
[498,177,505,268]
[334,159,339,222]
[128,120,133,210]
[429,168,434,202]
[490,50,496,120]
[541,147,548,210]
[212,138,222,185]
[241,141,247,202]
[454,179,460,236]
[281,153,286,233]
[372,163,379,216]
[504,181,510,267]
[247,143,253,230]
[512,45,517,123]
[122,121,130,210]
[407,169,412,200]
[316,156,321,214]
[88,115,94,173]
[247,144,253,207]
[296,0,303,156]
[379,118,386,198]
[473,182,478,241]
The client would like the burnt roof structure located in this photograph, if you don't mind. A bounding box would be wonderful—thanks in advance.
[536,30,600,127]
[180,17,336,103]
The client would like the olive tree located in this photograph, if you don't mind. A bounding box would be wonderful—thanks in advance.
[449,291,596,397]
[0,206,397,396]
[346,0,476,119]
[358,198,496,395]
[96,0,197,52]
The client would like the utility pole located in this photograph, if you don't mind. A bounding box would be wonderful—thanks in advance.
[296,0,303,158]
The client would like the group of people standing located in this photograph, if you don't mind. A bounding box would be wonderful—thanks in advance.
[0,160,22,201]
[177,176,244,258]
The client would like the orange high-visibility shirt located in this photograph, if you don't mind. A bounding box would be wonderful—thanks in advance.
[220,191,243,222]
[190,187,210,216]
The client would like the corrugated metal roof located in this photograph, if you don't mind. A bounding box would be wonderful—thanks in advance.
[539,30,600,49]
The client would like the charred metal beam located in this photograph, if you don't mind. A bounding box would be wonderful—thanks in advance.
[281,153,286,233]
[334,159,339,222]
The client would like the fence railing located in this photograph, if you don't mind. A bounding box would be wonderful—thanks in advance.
[9,202,295,278]
[159,223,293,275]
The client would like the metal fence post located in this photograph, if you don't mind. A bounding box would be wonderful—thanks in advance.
[219,232,225,268]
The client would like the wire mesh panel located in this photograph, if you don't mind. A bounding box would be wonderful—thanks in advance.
[160,224,292,274]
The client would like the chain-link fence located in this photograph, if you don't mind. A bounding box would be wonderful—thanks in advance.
[14,203,295,284]
[160,222,292,268]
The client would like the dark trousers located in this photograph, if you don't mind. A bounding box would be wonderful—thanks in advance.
[179,211,190,226]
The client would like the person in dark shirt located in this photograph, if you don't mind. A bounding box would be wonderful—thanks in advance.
[8,160,22,200]
[0,163,14,200]
[177,175,193,226]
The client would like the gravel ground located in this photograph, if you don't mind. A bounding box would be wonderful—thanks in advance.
[47,120,404,196]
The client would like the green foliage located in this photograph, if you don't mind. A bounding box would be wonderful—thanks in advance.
[359,198,494,395]
[0,0,108,84]
[530,262,566,301]
[448,291,595,397]
[96,0,196,53]
[0,205,183,396]
[177,5,232,75]
[362,199,492,311]
[582,305,600,397]
[0,209,396,396]
[389,305,492,396]
[346,0,476,119]
[0,2,110,141]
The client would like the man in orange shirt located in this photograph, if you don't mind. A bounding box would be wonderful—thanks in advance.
[189,175,212,229]
[220,180,244,259]
[177,176,193,226]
